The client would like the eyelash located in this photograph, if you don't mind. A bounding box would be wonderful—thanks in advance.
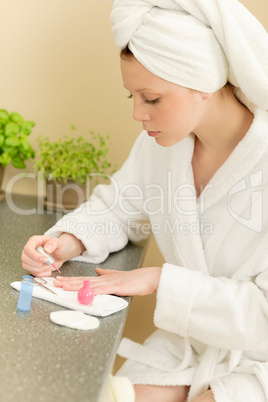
[145,98,159,105]
[127,94,160,105]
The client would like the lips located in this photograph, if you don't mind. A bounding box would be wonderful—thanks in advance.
[147,131,161,137]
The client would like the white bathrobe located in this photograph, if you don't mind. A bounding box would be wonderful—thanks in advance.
[46,106,268,400]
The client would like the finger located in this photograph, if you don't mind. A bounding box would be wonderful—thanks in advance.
[22,236,53,263]
[91,284,128,296]
[55,276,92,283]
[22,260,49,274]
[54,275,110,291]
[53,277,89,289]
[54,281,87,290]
[22,267,52,278]
[54,279,82,287]
[61,282,84,291]
[21,253,47,269]
[22,264,47,274]
[43,238,61,255]
[33,269,52,278]
[95,267,120,276]
[89,278,124,295]
[53,273,114,291]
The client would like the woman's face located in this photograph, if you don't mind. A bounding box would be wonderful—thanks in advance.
[120,56,210,147]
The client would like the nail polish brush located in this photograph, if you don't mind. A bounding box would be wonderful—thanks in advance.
[36,246,61,274]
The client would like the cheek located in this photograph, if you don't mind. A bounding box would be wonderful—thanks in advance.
[162,102,191,127]
[171,96,202,125]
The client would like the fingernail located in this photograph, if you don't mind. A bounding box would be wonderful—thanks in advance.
[40,257,48,263]
[45,245,52,253]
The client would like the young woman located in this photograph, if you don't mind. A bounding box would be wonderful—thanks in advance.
[21,0,268,401]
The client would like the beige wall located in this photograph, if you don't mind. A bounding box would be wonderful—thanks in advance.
[0,0,141,195]
[1,0,267,195]
[1,0,267,370]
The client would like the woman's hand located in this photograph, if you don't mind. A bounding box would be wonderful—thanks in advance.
[54,266,162,296]
[21,233,85,278]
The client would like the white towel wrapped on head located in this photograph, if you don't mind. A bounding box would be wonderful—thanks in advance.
[111,0,268,110]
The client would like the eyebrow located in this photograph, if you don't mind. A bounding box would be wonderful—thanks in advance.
[136,88,152,92]
[123,85,161,94]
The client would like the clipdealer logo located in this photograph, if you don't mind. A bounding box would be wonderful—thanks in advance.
[227,170,263,232]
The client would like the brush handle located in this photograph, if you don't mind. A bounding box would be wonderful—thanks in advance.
[36,246,55,266]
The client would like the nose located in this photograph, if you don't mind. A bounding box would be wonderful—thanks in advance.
[132,100,150,122]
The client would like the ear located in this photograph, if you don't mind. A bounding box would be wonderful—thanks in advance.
[201,92,213,100]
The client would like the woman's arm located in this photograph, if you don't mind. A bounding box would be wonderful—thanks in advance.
[154,263,268,353]
[44,131,151,265]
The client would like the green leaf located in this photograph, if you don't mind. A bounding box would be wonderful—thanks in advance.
[20,143,35,160]
[0,110,35,169]
[5,136,20,147]
[5,122,19,137]
[10,112,24,124]
[3,145,15,153]
[0,152,11,166]
[0,134,4,148]
[11,155,26,169]
[0,110,9,126]
[21,120,35,135]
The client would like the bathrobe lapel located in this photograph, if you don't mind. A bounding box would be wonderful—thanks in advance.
[203,109,268,270]
[167,134,210,275]
[169,108,268,277]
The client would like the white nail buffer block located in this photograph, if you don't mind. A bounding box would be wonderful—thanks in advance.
[50,311,100,330]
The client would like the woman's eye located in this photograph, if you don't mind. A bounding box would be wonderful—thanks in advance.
[145,98,159,105]
[127,94,159,104]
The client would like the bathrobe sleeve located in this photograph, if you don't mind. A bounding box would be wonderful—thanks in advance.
[45,131,150,263]
[154,263,268,353]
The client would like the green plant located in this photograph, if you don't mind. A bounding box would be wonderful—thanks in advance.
[0,109,35,168]
[35,126,114,184]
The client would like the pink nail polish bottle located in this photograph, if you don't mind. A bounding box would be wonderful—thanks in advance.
[77,281,94,305]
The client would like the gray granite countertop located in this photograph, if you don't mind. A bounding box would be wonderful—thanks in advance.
[0,194,147,402]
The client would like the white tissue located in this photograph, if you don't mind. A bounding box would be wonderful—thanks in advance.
[11,277,128,317]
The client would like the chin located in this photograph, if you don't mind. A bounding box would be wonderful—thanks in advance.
[155,137,181,147]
